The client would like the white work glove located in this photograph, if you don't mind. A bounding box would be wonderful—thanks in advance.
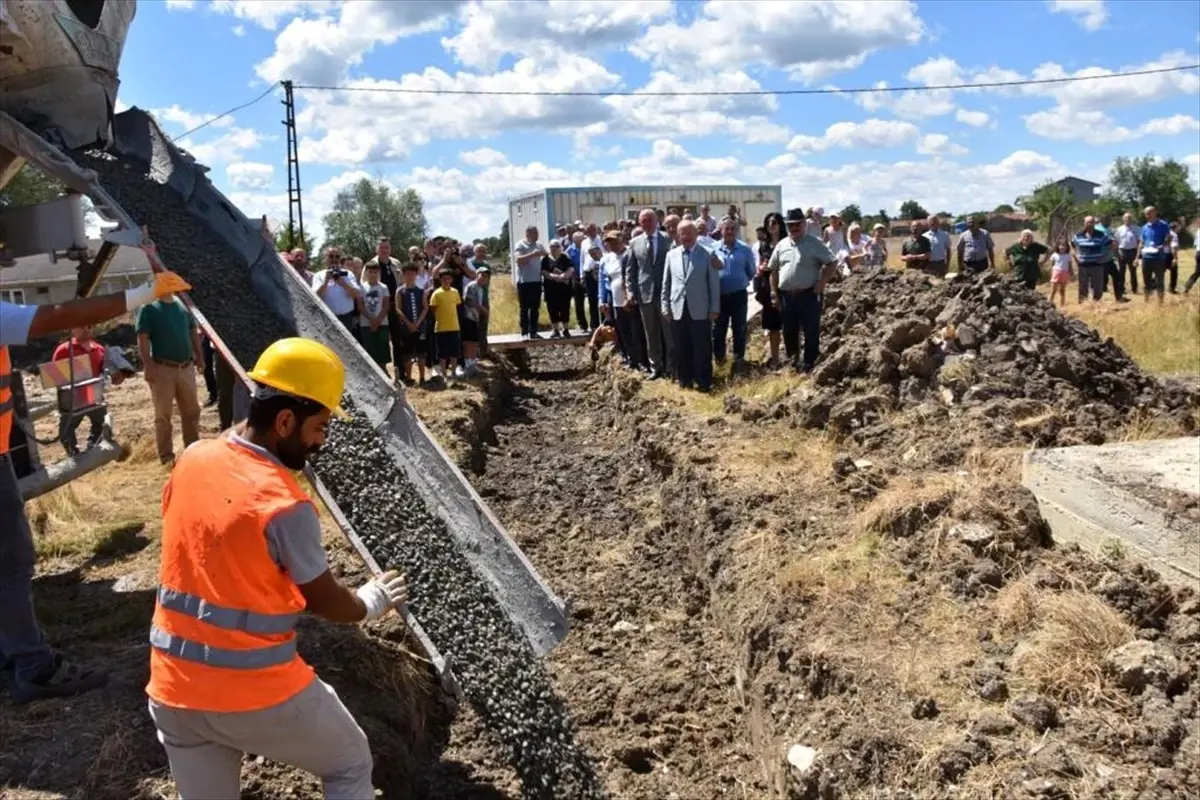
[124,272,192,309]
[356,570,408,621]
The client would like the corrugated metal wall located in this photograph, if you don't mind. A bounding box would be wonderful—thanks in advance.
[547,185,782,230]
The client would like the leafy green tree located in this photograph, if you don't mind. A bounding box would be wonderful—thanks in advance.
[899,199,929,220]
[1104,155,1199,225]
[321,178,428,260]
[1021,182,1074,228]
[498,219,510,255]
[877,209,890,226]
[837,204,863,224]
[272,221,318,255]
[0,163,63,207]
[993,203,1014,214]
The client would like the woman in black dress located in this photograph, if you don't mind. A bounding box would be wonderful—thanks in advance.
[541,240,575,338]
[757,212,786,367]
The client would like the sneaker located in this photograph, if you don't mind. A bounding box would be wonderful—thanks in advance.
[454,366,465,378]
[11,655,108,704]
[204,396,218,408]
[530,332,544,340]
[550,330,562,339]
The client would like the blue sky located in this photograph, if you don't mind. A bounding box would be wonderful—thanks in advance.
[111,0,1200,242]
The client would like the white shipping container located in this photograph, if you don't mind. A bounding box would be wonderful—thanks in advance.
[506,184,783,282]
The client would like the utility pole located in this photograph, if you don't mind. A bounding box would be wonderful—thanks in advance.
[282,80,305,251]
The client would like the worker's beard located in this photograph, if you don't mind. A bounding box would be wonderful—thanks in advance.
[277,430,321,470]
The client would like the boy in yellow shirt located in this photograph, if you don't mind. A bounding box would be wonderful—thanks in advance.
[428,267,462,378]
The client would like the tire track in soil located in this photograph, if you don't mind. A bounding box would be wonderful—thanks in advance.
[463,350,773,799]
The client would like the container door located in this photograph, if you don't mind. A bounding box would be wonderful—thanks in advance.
[741,202,777,242]
[579,205,616,228]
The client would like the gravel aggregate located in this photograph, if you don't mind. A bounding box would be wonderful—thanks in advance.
[72,148,604,799]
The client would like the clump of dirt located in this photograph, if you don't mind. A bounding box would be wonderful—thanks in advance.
[736,269,1197,466]
[419,333,1199,800]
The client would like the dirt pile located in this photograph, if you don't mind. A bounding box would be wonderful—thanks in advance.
[727,268,1197,466]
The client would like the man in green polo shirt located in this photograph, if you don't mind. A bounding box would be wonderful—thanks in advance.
[136,294,203,465]
[1005,229,1050,290]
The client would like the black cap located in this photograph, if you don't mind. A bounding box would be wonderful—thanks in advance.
[785,208,806,224]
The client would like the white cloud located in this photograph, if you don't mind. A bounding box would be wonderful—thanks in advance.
[294,54,620,166]
[917,133,968,157]
[165,0,196,9]
[226,162,275,191]
[631,0,925,83]
[232,24,246,36]
[178,127,266,164]
[151,105,235,134]
[369,140,1069,241]
[788,119,920,153]
[955,109,991,127]
[460,147,508,167]
[1047,0,1108,31]
[254,0,466,84]
[1025,105,1200,144]
[593,70,790,148]
[441,0,673,71]
[207,0,339,30]
[1185,153,1200,190]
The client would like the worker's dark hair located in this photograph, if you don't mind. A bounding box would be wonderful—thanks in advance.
[247,393,326,432]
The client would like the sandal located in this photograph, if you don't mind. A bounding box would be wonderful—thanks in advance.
[11,655,108,704]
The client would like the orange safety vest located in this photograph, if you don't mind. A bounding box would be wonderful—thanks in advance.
[147,435,316,712]
[0,346,12,456]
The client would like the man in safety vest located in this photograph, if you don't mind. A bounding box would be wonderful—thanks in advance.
[1,269,192,703]
[146,337,408,800]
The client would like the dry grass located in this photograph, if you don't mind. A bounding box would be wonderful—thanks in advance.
[1004,585,1135,704]
[487,277,520,335]
[858,474,959,539]
[1050,253,1200,376]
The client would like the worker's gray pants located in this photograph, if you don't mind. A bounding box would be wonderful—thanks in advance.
[148,678,375,800]
[1078,264,1105,301]
[638,301,673,376]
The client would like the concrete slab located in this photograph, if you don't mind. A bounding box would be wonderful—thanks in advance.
[1021,437,1200,589]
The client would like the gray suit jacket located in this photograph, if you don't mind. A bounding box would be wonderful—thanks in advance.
[623,230,671,306]
[661,244,721,321]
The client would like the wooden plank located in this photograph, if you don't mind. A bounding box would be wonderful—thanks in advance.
[486,330,593,351]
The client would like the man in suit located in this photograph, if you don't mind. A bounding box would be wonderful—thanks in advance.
[623,207,673,379]
[661,220,721,392]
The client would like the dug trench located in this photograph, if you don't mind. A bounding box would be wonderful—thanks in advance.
[418,290,1200,799]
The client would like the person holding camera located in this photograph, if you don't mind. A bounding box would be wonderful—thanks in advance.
[311,246,363,340]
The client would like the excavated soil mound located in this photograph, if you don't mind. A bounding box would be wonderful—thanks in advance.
[728,268,1198,465]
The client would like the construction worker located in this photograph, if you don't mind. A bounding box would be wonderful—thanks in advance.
[1,269,191,703]
[145,337,408,800]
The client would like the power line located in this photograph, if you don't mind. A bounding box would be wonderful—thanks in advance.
[178,82,281,138]
[291,63,1199,98]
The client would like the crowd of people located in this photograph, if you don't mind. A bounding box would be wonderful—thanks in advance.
[280,237,494,385]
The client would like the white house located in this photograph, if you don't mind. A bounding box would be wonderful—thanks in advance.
[0,239,151,305]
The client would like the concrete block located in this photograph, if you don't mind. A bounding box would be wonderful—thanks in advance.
[1021,437,1200,590]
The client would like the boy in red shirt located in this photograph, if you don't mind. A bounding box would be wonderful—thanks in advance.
[51,326,135,455]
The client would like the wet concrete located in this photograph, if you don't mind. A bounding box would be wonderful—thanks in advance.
[1022,437,1200,588]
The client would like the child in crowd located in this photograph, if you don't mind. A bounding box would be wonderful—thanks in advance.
[358,261,391,370]
[428,267,462,378]
[461,267,490,376]
[1049,239,1073,307]
[395,263,427,385]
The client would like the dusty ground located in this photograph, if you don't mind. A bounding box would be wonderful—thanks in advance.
[4,268,1199,799]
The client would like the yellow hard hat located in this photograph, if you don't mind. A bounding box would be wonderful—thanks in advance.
[247,337,348,418]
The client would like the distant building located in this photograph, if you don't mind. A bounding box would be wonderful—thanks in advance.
[1049,176,1101,206]
[0,239,151,305]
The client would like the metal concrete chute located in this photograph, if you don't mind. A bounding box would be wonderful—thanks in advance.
[88,107,572,660]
